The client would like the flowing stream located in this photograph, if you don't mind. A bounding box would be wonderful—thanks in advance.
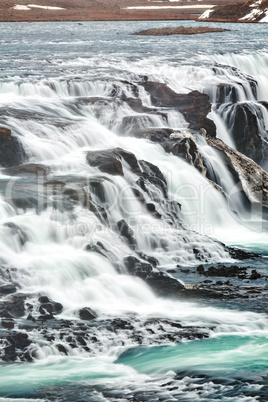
[0,21,267,401]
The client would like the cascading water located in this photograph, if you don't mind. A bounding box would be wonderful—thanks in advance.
[0,21,267,401]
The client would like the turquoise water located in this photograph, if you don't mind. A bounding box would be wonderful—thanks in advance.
[116,335,268,377]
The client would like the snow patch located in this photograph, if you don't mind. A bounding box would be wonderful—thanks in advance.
[259,10,268,21]
[250,0,262,7]
[28,4,65,10]
[199,9,213,18]
[240,8,263,20]
[13,5,30,10]
[13,4,66,11]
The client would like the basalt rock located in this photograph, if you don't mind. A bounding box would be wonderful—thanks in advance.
[0,127,26,168]
[139,83,216,136]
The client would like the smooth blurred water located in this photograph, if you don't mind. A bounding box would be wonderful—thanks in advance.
[0,21,267,401]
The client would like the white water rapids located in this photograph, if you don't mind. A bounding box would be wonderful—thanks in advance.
[0,21,267,401]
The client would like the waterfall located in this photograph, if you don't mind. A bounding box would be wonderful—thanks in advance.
[0,22,268,400]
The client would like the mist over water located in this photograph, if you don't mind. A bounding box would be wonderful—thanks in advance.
[0,21,267,400]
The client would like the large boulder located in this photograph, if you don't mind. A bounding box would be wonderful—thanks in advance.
[139,83,216,136]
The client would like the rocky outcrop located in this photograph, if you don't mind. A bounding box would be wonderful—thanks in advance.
[139,83,216,136]
[219,102,268,166]
[132,26,230,35]
[207,136,268,208]
[199,0,268,22]
[0,127,26,168]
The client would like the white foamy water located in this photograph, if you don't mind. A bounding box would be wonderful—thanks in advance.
[0,20,267,401]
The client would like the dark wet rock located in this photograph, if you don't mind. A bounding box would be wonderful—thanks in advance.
[0,283,17,295]
[1,300,25,318]
[39,302,63,316]
[26,314,36,322]
[219,102,268,166]
[4,222,28,246]
[133,128,206,176]
[39,296,50,304]
[38,313,55,320]
[110,318,135,331]
[37,296,63,320]
[124,256,153,278]
[146,272,185,297]
[124,256,185,297]
[139,83,216,136]
[164,132,207,175]
[207,136,268,210]
[89,178,106,202]
[196,264,247,278]
[136,252,158,267]
[116,219,136,247]
[250,270,261,280]
[226,246,260,260]
[133,127,173,143]
[86,147,141,177]
[123,97,157,114]
[2,331,32,362]
[86,241,107,257]
[0,126,26,168]
[138,160,168,198]
[79,307,97,320]
[1,318,15,330]
[56,344,68,355]
[86,149,124,176]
